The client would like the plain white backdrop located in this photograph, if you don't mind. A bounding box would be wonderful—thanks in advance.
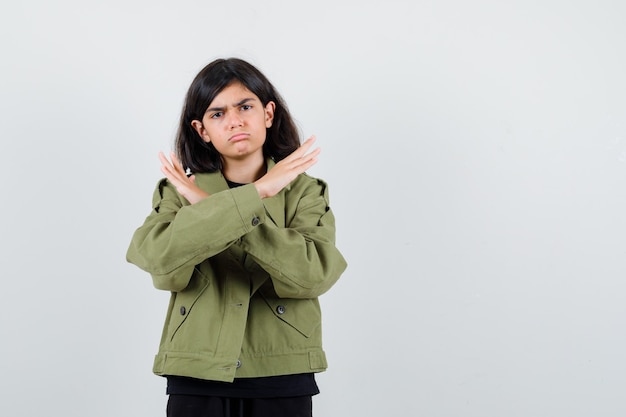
[1,0,625,416]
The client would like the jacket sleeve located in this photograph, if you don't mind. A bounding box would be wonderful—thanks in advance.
[239,176,347,299]
[126,178,268,291]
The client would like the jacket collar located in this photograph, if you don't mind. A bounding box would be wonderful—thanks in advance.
[193,158,286,227]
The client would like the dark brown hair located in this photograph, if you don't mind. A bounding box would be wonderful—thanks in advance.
[175,58,301,173]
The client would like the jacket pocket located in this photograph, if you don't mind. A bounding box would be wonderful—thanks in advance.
[260,292,321,338]
[167,266,210,341]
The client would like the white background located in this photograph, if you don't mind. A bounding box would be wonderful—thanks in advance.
[1,1,625,416]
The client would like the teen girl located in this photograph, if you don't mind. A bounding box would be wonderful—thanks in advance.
[126,58,347,417]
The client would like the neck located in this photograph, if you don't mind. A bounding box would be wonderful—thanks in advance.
[222,155,266,184]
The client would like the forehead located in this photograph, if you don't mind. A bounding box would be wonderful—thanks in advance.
[209,81,260,106]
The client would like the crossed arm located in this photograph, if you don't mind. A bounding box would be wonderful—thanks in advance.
[158,136,321,204]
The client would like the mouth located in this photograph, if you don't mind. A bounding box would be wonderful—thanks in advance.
[229,133,249,142]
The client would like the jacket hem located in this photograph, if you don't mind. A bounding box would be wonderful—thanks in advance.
[153,349,328,383]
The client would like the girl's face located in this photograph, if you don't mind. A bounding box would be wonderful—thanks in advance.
[191,82,275,168]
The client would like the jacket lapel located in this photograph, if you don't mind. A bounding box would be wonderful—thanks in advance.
[262,160,285,227]
[193,171,229,195]
[263,192,285,227]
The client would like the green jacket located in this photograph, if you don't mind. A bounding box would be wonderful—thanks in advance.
[126,161,347,382]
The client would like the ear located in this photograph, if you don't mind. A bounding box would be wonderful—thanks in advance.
[191,120,210,143]
[264,101,275,128]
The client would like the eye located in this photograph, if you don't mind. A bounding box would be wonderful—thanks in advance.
[241,104,252,111]
[210,111,223,119]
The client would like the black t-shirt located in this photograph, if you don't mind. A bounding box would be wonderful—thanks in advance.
[166,374,319,398]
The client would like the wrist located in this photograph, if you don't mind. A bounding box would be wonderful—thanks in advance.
[254,182,268,199]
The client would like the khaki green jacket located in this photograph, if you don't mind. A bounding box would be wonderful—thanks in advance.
[126,161,347,382]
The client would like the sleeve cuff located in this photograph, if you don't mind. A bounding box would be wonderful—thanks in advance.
[229,183,266,232]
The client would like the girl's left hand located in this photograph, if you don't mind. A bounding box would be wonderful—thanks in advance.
[254,135,320,199]
[159,152,209,204]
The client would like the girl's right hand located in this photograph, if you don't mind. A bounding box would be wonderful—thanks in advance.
[254,136,321,199]
[159,151,209,204]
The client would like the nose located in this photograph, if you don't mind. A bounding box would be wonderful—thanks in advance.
[227,111,244,129]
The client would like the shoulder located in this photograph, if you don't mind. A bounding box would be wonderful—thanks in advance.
[287,173,331,206]
[291,172,328,190]
[150,177,186,210]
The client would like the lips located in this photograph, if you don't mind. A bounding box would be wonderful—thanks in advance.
[229,133,249,142]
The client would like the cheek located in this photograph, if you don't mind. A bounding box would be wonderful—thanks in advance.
[200,120,216,141]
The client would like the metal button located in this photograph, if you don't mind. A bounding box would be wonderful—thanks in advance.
[276,305,286,315]
[180,306,186,315]
[251,216,260,226]
[236,360,242,368]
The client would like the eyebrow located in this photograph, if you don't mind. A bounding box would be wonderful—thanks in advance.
[206,98,255,113]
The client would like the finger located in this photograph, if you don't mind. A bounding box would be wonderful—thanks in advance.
[160,165,176,182]
[158,151,171,167]
[160,161,178,178]
[305,147,321,158]
[170,152,186,174]
[159,154,175,172]
[299,135,316,154]
[159,153,187,185]
[294,147,321,167]
[297,154,319,173]
[161,166,188,191]
[285,136,317,162]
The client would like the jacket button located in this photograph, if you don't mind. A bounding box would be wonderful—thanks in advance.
[236,360,242,368]
[251,216,260,226]
[276,305,286,315]
[180,306,186,315]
